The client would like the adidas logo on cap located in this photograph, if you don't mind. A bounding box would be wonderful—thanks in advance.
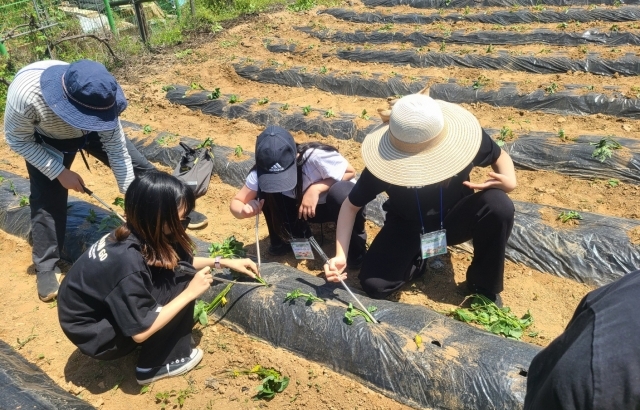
[269,163,285,172]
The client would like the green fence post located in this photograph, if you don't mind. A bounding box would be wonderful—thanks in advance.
[175,0,181,19]
[102,0,117,36]
[0,42,8,58]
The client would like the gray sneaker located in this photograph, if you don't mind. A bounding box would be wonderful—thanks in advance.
[136,348,203,385]
[37,267,61,302]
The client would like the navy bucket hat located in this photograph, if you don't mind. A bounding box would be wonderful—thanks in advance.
[40,60,127,131]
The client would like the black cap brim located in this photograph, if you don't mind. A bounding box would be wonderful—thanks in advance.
[257,163,297,193]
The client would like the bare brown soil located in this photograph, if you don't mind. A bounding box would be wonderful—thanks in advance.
[1,2,638,409]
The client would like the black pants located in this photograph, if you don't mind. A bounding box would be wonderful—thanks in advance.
[91,271,193,368]
[263,181,367,261]
[27,133,155,273]
[360,189,514,299]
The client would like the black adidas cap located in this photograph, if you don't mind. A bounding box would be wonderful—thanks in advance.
[255,125,297,193]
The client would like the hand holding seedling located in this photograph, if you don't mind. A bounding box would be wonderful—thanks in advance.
[324,256,348,282]
[186,267,214,299]
[57,169,85,193]
[219,258,260,279]
[241,199,264,217]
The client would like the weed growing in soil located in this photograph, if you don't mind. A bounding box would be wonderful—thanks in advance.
[439,41,446,52]
[472,75,490,90]
[557,22,568,30]
[486,44,493,53]
[234,145,244,157]
[319,66,328,74]
[281,103,290,111]
[545,82,559,94]
[228,94,241,104]
[284,289,324,304]
[495,126,514,147]
[16,327,37,350]
[344,303,377,325]
[590,137,621,162]
[379,23,394,32]
[558,211,582,223]
[208,235,246,258]
[610,24,620,32]
[161,85,176,92]
[196,138,214,149]
[207,88,221,100]
[302,105,312,116]
[360,109,370,120]
[19,196,29,207]
[190,82,205,90]
[579,45,588,54]
[451,294,533,340]
[608,178,620,188]
[229,365,290,400]
[155,390,175,410]
[288,0,315,12]
[143,125,153,134]
[258,97,269,105]
[194,282,234,325]
[324,109,335,118]
[8,181,18,196]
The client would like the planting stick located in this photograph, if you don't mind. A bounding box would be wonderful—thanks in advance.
[308,236,378,324]
[83,187,126,223]
[255,213,262,275]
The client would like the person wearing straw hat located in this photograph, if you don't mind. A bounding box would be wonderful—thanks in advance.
[324,92,516,305]
[3,59,207,303]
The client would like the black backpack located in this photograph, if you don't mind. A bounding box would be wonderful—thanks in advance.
[173,139,214,198]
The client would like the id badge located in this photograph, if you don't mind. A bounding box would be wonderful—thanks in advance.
[290,238,315,260]
[41,142,64,164]
[420,229,447,260]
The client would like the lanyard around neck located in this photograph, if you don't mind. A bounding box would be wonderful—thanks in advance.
[415,186,444,234]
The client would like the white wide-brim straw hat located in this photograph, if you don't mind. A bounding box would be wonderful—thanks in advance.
[361,93,482,187]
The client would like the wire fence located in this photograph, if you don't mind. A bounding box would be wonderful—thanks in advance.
[0,0,182,68]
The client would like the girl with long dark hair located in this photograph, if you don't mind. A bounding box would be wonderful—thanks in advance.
[230,126,367,267]
[57,171,258,384]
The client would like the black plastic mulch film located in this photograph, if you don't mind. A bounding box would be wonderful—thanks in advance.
[164,86,376,141]
[265,41,640,77]
[233,61,640,118]
[361,0,639,9]
[127,122,640,287]
[0,170,537,410]
[298,26,640,47]
[320,6,640,25]
[204,263,538,409]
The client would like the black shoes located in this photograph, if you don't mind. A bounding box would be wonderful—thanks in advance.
[37,267,61,302]
[136,348,203,385]
[187,210,208,230]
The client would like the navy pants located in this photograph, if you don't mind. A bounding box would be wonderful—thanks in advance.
[27,133,155,273]
[360,189,514,299]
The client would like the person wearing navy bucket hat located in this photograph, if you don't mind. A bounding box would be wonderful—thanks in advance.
[3,59,208,303]
[230,125,367,266]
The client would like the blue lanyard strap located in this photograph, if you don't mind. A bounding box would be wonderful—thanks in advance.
[415,186,444,233]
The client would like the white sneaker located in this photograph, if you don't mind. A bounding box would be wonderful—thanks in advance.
[135,348,203,385]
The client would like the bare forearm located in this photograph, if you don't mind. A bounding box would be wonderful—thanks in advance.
[132,290,194,343]
[230,198,247,219]
[491,151,517,192]
[335,198,360,259]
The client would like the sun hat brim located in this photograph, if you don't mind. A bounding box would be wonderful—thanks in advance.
[40,63,128,132]
[361,100,482,187]
[257,163,297,194]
